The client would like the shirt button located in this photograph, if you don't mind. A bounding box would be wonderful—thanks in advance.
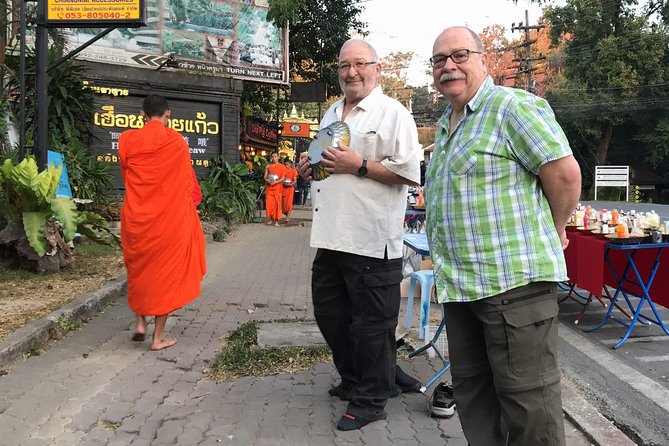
[502,299,509,305]
[317,189,321,192]
[314,208,318,212]
[441,151,445,155]
[364,266,370,271]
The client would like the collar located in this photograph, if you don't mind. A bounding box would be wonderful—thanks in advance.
[443,75,494,121]
[334,85,384,115]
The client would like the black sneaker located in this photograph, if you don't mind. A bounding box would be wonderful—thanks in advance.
[429,382,456,418]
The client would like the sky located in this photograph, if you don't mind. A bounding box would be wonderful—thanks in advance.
[356,0,548,86]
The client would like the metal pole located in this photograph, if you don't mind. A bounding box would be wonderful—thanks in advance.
[18,0,26,159]
[525,10,531,92]
[35,0,48,169]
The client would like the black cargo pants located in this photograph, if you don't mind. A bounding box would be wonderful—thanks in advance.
[311,248,403,419]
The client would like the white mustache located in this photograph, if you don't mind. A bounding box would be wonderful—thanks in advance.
[440,73,466,82]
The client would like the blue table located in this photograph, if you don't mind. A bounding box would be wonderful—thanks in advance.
[587,241,669,349]
[403,233,430,256]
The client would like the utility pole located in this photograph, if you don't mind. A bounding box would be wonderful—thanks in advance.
[511,10,545,93]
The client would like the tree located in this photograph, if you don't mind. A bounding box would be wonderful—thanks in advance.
[480,25,516,85]
[268,0,367,98]
[378,52,414,107]
[543,0,669,197]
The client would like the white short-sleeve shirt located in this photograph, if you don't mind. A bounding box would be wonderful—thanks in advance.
[310,86,421,259]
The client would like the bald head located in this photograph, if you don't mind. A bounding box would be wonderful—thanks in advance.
[339,39,379,61]
[434,26,484,54]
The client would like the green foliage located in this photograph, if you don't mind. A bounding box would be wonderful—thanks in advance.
[543,0,669,198]
[640,117,669,172]
[57,315,81,332]
[199,157,260,225]
[52,140,115,203]
[5,47,108,205]
[205,320,332,381]
[268,0,367,98]
[0,156,118,257]
[7,48,95,149]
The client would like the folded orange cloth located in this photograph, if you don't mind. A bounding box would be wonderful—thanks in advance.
[119,120,206,316]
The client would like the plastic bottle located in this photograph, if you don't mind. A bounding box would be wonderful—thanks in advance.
[616,223,626,238]
[611,209,619,225]
[583,213,590,230]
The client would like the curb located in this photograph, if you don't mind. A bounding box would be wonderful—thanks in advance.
[561,373,637,446]
[0,275,127,369]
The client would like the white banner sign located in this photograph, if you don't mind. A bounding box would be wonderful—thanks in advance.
[595,165,629,200]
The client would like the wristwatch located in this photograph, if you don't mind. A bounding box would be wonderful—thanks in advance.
[357,159,368,177]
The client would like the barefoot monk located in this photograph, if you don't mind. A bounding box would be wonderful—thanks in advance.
[119,94,207,351]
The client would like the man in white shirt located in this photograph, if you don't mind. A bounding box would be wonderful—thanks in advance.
[297,39,421,431]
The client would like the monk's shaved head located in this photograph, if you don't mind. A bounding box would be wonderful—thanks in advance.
[142,94,170,118]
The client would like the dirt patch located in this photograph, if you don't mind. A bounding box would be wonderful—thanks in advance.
[0,241,125,341]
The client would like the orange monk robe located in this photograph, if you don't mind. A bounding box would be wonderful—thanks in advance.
[119,120,207,316]
[265,163,287,220]
[282,167,298,214]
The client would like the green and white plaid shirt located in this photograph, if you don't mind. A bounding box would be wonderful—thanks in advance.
[425,76,571,303]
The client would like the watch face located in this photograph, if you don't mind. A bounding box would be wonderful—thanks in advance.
[290,124,301,132]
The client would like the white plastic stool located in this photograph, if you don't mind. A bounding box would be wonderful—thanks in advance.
[405,269,434,339]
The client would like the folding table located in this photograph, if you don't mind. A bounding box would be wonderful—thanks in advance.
[587,241,669,349]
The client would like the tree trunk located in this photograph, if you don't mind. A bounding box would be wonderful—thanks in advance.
[595,120,614,165]
[588,120,614,199]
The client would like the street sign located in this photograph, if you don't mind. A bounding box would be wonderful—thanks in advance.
[45,0,146,27]
[594,165,629,200]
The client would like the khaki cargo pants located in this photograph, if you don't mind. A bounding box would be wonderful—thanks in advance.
[443,282,566,446]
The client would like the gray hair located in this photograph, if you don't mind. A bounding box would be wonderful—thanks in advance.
[339,39,379,62]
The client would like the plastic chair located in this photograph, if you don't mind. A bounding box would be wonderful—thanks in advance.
[405,269,434,339]
[409,303,451,392]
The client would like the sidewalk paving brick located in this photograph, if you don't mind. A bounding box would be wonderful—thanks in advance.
[0,209,611,445]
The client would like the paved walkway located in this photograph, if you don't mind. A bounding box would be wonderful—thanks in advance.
[0,208,593,445]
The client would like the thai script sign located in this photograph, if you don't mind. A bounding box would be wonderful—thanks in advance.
[46,0,145,27]
[89,92,223,187]
[246,117,278,144]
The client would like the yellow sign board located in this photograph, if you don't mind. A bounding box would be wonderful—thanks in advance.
[46,0,144,26]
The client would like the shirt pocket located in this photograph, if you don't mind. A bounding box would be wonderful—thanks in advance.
[447,139,478,176]
[352,130,381,161]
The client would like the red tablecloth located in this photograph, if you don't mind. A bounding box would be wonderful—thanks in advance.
[565,231,669,309]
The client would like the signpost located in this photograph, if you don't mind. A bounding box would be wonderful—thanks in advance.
[33,0,146,169]
[594,166,630,201]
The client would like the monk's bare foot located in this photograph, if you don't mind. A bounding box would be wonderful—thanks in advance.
[266,220,273,225]
[150,337,177,351]
[274,222,280,227]
[133,316,147,341]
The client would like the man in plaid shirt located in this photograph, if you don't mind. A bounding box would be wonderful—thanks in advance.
[425,27,581,445]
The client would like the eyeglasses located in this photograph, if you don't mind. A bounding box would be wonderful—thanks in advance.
[338,61,377,72]
[429,49,482,68]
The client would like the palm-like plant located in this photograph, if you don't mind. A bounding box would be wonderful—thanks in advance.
[0,156,118,271]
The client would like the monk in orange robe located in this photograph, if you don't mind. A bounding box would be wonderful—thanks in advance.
[264,152,287,227]
[282,159,298,222]
[119,94,206,351]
